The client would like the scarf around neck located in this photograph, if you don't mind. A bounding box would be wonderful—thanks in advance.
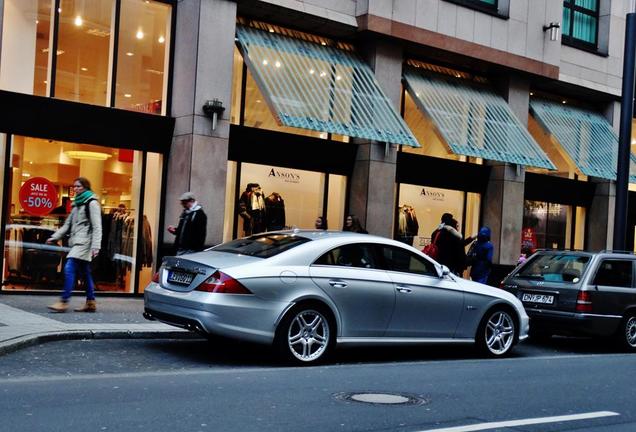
[73,190,95,207]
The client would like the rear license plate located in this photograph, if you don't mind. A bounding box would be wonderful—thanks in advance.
[522,293,555,304]
[167,271,194,285]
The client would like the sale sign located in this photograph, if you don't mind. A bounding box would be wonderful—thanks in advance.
[19,177,58,216]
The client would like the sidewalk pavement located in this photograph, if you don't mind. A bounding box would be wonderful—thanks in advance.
[0,295,196,356]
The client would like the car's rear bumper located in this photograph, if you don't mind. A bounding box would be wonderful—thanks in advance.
[527,308,622,337]
[144,282,289,344]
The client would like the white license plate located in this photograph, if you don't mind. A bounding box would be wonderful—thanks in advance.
[167,271,194,285]
[522,293,554,304]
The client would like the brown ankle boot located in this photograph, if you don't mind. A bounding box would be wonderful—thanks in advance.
[74,300,97,312]
[48,300,69,313]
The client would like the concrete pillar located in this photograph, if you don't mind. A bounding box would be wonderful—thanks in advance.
[586,178,614,251]
[349,40,402,238]
[166,0,236,247]
[483,76,529,265]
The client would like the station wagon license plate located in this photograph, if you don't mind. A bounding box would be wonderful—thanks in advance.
[167,270,194,285]
[522,293,555,305]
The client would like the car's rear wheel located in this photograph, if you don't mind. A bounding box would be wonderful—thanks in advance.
[476,308,516,357]
[275,305,334,365]
[616,314,636,352]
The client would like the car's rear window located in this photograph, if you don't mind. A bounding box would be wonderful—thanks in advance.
[515,253,590,283]
[211,234,311,258]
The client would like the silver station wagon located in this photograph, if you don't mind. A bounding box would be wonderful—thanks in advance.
[501,250,636,350]
[144,230,529,364]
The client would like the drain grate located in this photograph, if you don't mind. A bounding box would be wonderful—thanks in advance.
[333,392,429,406]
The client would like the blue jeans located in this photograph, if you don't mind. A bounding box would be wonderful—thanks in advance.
[62,258,96,301]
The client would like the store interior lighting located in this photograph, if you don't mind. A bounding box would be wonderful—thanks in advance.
[64,150,112,161]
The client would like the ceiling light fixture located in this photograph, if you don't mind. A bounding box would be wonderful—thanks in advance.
[74,15,83,26]
[126,52,134,56]
[65,151,112,161]
[81,67,88,71]
[136,29,144,39]
[124,93,132,98]
[158,35,165,43]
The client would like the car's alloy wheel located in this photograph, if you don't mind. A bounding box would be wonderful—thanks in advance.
[621,315,636,351]
[479,309,515,357]
[277,307,332,364]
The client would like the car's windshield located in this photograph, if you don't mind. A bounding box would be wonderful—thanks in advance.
[515,253,590,283]
[211,234,311,258]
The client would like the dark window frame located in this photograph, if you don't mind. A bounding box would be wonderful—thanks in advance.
[442,0,507,19]
[378,245,439,277]
[562,0,600,51]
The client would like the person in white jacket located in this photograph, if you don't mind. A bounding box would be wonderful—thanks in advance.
[46,177,102,313]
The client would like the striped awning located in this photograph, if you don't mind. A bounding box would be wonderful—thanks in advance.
[403,68,555,169]
[235,25,419,147]
[530,99,627,181]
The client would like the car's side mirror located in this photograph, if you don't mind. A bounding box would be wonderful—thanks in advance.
[439,265,451,278]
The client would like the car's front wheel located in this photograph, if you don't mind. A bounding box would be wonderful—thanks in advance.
[616,314,636,352]
[275,305,334,365]
[476,308,516,357]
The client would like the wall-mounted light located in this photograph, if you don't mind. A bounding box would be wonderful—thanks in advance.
[543,22,561,42]
[202,99,225,131]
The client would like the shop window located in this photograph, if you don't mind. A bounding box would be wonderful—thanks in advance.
[522,200,585,255]
[562,0,599,50]
[0,0,52,95]
[231,162,346,239]
[115,0,171,114]
[55,0,114,105]
[396,183,480,250]
[2,136,157,294]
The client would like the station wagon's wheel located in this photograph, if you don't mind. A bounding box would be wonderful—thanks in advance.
[617,314,636,352]
[476,308,516,357]
[275,305,334,365]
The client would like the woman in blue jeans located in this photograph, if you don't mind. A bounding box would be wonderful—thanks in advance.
[46,177,102,312]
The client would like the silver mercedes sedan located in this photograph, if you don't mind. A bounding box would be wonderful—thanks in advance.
[144,230,529,364]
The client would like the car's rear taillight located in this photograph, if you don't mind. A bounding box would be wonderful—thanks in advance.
[196,271,252,294]
[151,271,160,283]
[576,290,592,313]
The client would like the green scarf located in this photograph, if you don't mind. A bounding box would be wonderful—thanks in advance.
[73,190,95,207]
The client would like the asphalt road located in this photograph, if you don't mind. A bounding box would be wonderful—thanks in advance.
[1,338,635,432]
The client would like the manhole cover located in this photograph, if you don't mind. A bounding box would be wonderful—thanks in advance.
[333,392,429,406]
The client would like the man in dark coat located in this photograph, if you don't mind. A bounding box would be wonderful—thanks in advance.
[167,191,207,255]
[430,213,469,275]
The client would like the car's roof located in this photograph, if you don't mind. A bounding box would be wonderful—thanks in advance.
[264,229,384,241]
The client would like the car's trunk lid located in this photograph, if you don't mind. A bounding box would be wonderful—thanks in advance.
[504,277,580,312]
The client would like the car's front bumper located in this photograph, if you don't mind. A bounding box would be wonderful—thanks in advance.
[144,282,290,344]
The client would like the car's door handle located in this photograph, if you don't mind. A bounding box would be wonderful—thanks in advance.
[396,286,412,293]
[328,280,348,288]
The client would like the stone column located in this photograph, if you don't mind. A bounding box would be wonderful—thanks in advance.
[166,0,236,247]
[349,40,402,238]
[483,76,529,265]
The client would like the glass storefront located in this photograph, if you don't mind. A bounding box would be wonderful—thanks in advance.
[522,200,585,255]
[2,135,162,294]
[224,162,346,241]
[396,183,480,249]
[0,0,171,113]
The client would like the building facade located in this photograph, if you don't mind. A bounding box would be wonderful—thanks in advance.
[1,0,635,295]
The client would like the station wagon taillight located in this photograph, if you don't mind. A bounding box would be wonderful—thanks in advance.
[196,271,252,294]
[576,291,593,313]
[151,271,160,283]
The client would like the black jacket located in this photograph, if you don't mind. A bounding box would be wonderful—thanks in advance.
[431,226,467,274]
[174,207,207,252]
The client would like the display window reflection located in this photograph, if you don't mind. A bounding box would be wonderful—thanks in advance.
[521,200,584,254]
[2,136,158,294]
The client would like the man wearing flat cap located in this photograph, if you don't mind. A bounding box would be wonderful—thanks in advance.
[167,191,207,255]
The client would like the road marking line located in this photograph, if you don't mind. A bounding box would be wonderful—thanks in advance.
[418,411,620,432]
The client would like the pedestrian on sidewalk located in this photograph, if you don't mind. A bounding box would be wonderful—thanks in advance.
[46,177,102,313]
[167,191,207,255]
[343,214,368,234]
[467,226,494,284]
